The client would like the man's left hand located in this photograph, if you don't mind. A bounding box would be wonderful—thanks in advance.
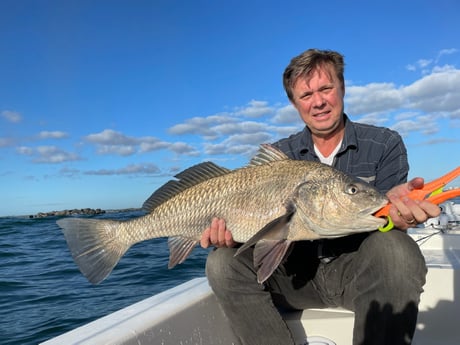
[386,177,441,230]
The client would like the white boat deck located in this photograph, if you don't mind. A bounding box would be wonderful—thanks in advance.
[41,230,460,345]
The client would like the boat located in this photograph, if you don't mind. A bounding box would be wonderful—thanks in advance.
[41,202,460,345]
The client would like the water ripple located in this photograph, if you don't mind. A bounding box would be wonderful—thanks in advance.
[0,212,208,345]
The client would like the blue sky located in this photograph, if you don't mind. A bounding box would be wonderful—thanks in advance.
[1,0,459,216]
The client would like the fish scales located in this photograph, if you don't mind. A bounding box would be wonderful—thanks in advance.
[125,160,311,242]
[57,144,388,284]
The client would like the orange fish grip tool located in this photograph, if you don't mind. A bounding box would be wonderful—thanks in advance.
[375,166,460,232]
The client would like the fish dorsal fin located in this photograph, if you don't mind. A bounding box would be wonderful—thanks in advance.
[248,144,289,167]
[142,162,231,211]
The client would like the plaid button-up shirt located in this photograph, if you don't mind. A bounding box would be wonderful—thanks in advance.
[272,114,409,194]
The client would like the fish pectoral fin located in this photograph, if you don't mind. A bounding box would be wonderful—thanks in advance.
[167,237,199,268]
[235,211,294,257]
[233,211,294,283]
[254,239,293,283]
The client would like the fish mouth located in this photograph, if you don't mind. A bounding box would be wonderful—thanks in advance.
[363,200,389,224]
[362,199,388,215]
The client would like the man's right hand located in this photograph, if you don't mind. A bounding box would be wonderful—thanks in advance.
[200,217,237,248]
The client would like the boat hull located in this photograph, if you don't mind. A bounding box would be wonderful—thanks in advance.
[41,230,460,345]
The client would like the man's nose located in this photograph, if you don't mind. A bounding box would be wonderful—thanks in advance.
[311,92,326,107]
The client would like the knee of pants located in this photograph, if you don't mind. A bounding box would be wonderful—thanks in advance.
[360,230,427,282]
[205,247,253,290]
[206,248,233,284]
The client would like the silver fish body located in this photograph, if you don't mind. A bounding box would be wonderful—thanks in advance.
[57,144,387,284]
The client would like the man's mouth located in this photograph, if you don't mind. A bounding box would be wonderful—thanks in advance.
[313,111,329,118]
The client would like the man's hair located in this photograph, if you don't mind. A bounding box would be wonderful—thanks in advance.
[283,49,345,102]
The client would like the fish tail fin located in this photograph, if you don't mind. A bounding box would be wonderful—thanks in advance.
[57,218,129,284]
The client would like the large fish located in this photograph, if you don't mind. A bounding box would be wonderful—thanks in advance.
[57,144,388,285]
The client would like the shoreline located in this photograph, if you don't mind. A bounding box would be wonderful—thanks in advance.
[0,208,143,219]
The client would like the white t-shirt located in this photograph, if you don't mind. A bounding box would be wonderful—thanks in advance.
[314,140,343,166]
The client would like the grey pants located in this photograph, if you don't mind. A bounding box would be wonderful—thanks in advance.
[206,230,427,345]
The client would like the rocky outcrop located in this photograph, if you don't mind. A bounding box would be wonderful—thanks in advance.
[30,208,106,218]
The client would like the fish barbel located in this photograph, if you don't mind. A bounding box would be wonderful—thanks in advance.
[57,144,387,284]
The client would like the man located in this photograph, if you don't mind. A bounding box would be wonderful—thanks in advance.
[201,49,440,345]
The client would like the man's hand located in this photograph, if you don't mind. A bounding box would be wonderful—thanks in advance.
[200,217,237,248]
[386,177,441,230]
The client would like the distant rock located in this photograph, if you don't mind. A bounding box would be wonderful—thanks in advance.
[30,208,106,219]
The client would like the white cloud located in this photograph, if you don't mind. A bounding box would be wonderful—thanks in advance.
[235,100,274,118]
[346,66,460,118]
[16,146,34,155]
[0,137,15,147]
[354,113,390,127]
[436,48,458,62]
[38,131,69,139]
[271,104,302,125]
[213,121,271,135]
[166,100,305,158]
[225,132,273,146]
[138,138,170,153]
[203,142,257,157]
[16,145,82,163]
[85,129,138,145]
[35,146,81,163]
[85,163,161,176]
[1,110,22,123]
[84,129,200,157]
[402,68,460,112]
[95,144,137,156]
[59,167,81,178]
[168,142,200,156]
[346,82,404,115]
[390,114,439,137]
[168,114,234,137]
[417,59,433,68]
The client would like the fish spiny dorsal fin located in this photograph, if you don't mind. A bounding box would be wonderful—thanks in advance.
[142,162,231,212]
[248,144,290,167]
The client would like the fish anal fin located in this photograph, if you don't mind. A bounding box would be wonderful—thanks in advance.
[254,239,292,283]
[168,236,199,268]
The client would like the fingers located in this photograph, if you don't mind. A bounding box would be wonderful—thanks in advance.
[386,178,433,230]
[200,217,236,248]
[210,218,225,246]
[388,195,419,230]
[407,177,425,191]
[388,194,441,230]
[200,227,212,248]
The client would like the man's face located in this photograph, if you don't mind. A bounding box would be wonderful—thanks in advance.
[290,64,345,137]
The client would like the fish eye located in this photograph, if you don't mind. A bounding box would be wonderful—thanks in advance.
[346,184,359,195]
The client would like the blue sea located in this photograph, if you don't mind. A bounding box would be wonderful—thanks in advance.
[0,210,210,345]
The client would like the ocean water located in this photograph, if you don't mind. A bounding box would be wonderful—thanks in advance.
[0,210,210,345]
